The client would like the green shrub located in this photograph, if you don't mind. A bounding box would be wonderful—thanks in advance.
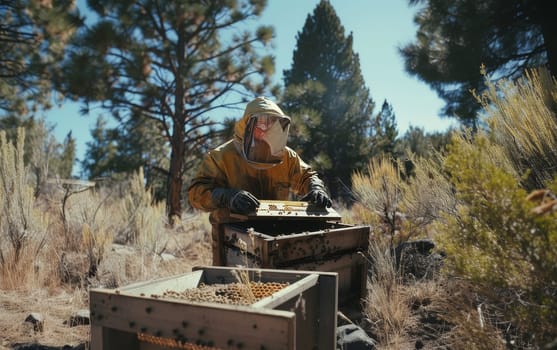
[437,121,557,344]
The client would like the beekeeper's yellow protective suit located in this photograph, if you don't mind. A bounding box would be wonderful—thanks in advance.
[188,97,331,265]
[188,96,325,224]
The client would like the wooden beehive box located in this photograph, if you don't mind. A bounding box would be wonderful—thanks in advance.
[221,200,370,307]
[90,266,338,350]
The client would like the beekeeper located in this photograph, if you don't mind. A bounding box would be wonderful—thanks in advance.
[188,96,331,264]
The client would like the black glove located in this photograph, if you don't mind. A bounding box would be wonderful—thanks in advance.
[301,186,332,208]
[212,188,260,214]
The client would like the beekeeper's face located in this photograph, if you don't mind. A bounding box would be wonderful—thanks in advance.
[244,113,290,165]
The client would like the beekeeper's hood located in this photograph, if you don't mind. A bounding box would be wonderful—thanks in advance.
[234,97,291,168]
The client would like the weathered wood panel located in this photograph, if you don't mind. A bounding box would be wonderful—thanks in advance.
[90,266,337,350]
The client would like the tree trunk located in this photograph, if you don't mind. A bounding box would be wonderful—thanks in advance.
[167,121,185,223]
[167,27,186,225]
[534,0,557,78]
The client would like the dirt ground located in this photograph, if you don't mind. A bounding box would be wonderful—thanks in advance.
[0,224,213,350]
[0,289,90,349]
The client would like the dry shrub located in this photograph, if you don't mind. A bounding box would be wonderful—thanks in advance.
[169,211,212,259]
[399,153,456,238]
[123,189,168,281]
[41,168,170,286]
[475,66,557,190]
[352,154,454,246]
[414,279,507,350]
[352,156,405,246]
[337,202,381,227]
[365,238,507,349]
[352,157,402,220]
[364,239,417,348]
[93,211,212,288]
[58,188,116,284]
[117,167,167,253]
[0,128,51,289]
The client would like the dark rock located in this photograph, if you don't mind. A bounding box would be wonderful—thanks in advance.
[395,239,435,258]
[336,324,376,350]
[65,310,90,327]
[24,313,44,333]
[394,239,444,281]
[12,343,86,350]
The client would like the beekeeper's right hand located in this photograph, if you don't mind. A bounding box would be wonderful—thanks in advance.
[212,188,260,214]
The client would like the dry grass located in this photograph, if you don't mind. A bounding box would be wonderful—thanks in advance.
[363,240,417,348]
[351,153,458,247]
[229,235,257,304]
[475,66,557,189]
[426,281,508,350]
[352,156,403,223]
[363,238,510,349]
[352,157,405,247]
[0,216,212,348]
[0,129,50,288]
[0,288,89,349]
[0,151,212,348]
[92,212,212,288]
[400,153,456,234]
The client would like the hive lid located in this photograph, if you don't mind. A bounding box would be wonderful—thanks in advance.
[230,200,342,221]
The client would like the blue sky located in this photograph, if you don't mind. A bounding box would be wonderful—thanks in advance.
[45,0,456,171]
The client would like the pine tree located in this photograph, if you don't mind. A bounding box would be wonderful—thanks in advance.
[396,126,451,158]
[59,0,275,220]
[0,0,81,116]
[56,132,76,179]
[370,100,399,159]
[83,114,170,200]
[401,0,557,126]
[0,115,76,195]
[282,0,375,201]
[80,116,118,179]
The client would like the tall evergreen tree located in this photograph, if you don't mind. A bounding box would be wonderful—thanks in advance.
[82,114,170,199]
[0,0,81,116]
[282,0,375,201]
[401,0,557,126]
[59,0,275,221]
[370,100,399,159]
[118,114,170,199]
[56,131,76,179]
[0,116,76,195]
[396,125,451,158]
[80,115,118,179]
